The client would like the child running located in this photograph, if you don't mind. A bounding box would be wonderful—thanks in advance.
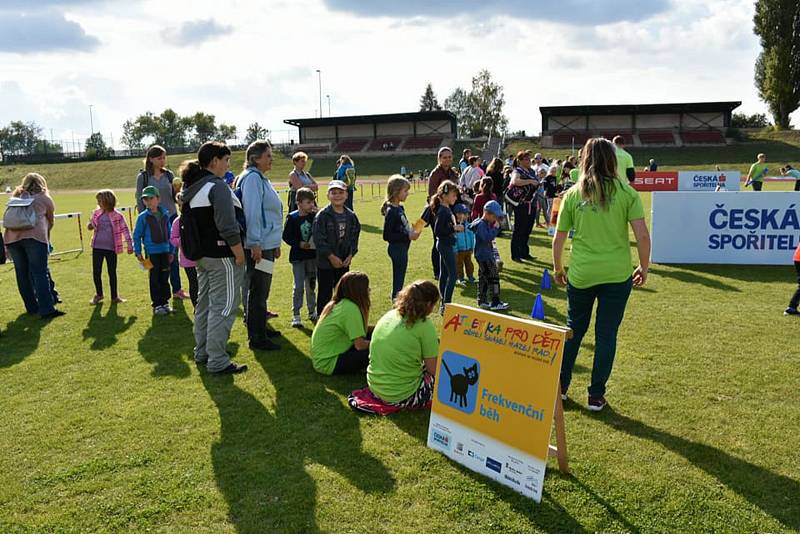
[283,187,319,327]
[470,200,510,311]
[382,175,420,301]
[87,189,133,304]
[313,180,361,315]
[431,180,463,314]
[169,192,198,306]
[133,185,176,315]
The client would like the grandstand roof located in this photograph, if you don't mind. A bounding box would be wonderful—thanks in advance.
[284,110,456,127]
[540,101,741,117]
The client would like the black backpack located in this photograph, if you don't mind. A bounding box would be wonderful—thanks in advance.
[179,203,204,261]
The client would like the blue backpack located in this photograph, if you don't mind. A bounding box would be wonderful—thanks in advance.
[234,169,267,235]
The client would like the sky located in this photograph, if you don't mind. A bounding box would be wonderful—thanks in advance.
[0,0,791,149]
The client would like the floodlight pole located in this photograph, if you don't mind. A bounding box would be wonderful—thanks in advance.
[316,69,322,118]
[89,104,94,135]
[327,94,331,117]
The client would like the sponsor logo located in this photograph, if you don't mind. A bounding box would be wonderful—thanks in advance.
[524,483,535,492]
[431,429,451,451]
[633,172,678,192]
[468,450,486,463]
[454,442,464,455]
[504,474,521,486]
[486,457,502,473]
[505,462,524,476]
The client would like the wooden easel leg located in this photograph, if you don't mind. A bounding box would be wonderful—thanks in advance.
[548,381,570,474]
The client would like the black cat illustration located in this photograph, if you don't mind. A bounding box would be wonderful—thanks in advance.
[442,359,479,408]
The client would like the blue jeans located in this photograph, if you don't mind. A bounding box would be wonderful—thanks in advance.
[7,239,56,316]
[560,277,633,398]
[437,240,457,305]
[387,242,409,300]
[346,187,355,211]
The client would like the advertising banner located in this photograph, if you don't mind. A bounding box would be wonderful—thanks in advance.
[632,172,678,192]
[426,304,568,502]
[678,171,740,191]
[651,191,800,265]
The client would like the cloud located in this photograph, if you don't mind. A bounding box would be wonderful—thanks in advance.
[323,0,671,24]
[0,11,99,54]
[163,19,234,47]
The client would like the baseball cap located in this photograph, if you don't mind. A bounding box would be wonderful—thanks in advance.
[483,200,505,218]
[533,153,543,160]
[452,203,470,214]
[141,185,159,199]
[327,180,348,191]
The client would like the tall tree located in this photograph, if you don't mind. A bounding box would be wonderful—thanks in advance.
[84,132,110,159]
[217,124,237,142]
[121,119,146,150]
[444,70,508,137]
[0,120,42,157]
[191,112,218,144]
[419,83,442,111]
[753,0,800,128]
[245,122,269,144]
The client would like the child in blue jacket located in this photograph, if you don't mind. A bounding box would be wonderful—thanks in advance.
[133,186,176,315]
[470,200,509,311]
[453,203,476,286]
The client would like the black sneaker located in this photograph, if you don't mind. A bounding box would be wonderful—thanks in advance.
[42,310,66,320]
[249,339,280,351]
[587,396,607,412]
[784,307,799,316]
[214,363,248,374]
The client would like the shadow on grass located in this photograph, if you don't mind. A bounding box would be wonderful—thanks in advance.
[669,263,794,284]
[136,301,193,378]
[0,313,43,368]
[649,267,741,292]
[598,408,800,531]
[359,223,383,235]
[82,303,137,350]
[199,335,395,532]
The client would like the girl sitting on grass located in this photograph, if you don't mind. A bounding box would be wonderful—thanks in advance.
[310,271,372,375]
[365,280,440,410]
[87,189,133,305]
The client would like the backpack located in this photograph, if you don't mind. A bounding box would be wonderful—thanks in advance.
[3,195,37,230]
[233,169,267,234]
[178,204,204,261]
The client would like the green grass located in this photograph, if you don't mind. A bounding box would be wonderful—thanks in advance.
[1,180,798,532]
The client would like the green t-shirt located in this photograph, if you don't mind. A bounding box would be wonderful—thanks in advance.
[310,299,366,375]
[367,309,439,403]
[569,168,580,184]
[556,178,645,289]
[615,147,635,182]
[749,162,768,182]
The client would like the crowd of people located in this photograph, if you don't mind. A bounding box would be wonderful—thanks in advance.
[4,137,798,412]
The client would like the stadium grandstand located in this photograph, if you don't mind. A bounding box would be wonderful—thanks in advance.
[283,111,457,156]
[539,101,741,148]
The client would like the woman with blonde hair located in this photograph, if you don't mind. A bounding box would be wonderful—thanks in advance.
[3,173,64,319]
[552,137,651,412]
[287,151,318,212]
[382,174,420,300]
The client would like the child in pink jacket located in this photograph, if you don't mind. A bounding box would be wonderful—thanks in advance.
[170,212,198,306]
[87,189,133,304]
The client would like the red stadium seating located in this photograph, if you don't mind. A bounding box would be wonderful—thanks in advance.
[552,131,590,147]
[294,144,330,154]
[368,137,401,151]
[638,130,675,145]
[598,131,633,143]
[680,130,726,144]
[334,138,369,153]
[403,136,443,150]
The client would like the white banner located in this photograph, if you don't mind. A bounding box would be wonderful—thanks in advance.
[678,171,740,191]
[651,192,799,265]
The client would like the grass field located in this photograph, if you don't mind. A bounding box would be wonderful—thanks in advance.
[1,175,799,532]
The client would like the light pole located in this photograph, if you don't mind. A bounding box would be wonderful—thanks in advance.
[316,69,322,118]
[89,104,94,136]
[327,94,331,117]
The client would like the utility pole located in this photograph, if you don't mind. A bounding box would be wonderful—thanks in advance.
[89,104,94,135]
[327,94,331,117]
[316,69,322,118]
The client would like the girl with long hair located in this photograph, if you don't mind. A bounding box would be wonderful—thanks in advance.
[382,175,420,300]
[430,180,463,313]
[311,271,372,375]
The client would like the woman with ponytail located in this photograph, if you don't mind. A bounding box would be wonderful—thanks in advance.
[552,137,651,412]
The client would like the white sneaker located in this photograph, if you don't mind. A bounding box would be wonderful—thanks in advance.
[291,315,302,328]
[478,302,492,309]
[308,311,318,323]
[154,305,169,316]
[490,301,510,311]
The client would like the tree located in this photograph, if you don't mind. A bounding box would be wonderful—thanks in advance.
[0,120,42,158]
[191,112,218,144]
[84,132,110,159]
[444,70,508,137]
[217,124,237,142]
[159,108,193,147]
[731,112,770,129]
[121,119,146,150]
[244,122,269,144]
[753,0,800,129]
[419,83,442,111]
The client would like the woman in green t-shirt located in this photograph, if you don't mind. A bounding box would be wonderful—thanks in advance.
[310,271,371,375]
[366,280,441,409]
[746,153,768,191]
[552,138,651,412]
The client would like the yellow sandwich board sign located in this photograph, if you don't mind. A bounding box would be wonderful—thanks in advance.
[427,303,569,502]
